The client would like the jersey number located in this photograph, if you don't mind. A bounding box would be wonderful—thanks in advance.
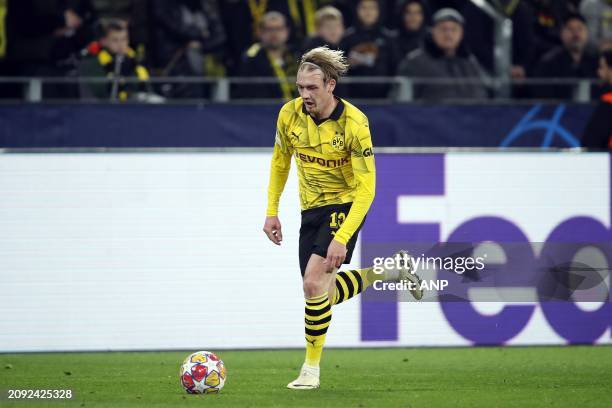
[330,211,346,235]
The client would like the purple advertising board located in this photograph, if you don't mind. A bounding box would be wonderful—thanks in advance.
[360,153,611,346]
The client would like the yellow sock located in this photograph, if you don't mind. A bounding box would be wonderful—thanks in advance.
[304,293,331,367]
[332,267,380,305]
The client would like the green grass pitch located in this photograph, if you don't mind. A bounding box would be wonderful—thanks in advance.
[1,346,611,407]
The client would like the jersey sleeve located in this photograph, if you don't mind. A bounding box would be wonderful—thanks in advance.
[266,110,294,216]
[334,120,376,245]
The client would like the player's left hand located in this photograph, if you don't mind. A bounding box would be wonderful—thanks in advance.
[324,239,347,272]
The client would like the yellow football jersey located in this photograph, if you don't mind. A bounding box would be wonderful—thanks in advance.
[266,97,376,245]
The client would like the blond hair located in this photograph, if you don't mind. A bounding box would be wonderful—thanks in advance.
[299,46,348,83]
[314,6,343,29]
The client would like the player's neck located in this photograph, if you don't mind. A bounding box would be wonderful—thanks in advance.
[312,96,338,121]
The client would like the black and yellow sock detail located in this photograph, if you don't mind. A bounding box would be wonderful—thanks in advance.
[333,268,377,305]
[304,293,331,367]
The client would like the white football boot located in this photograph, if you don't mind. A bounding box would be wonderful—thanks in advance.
[391,250,423,300]
[286,364,320,390]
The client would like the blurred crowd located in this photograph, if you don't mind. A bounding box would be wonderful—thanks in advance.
[0,0,611,101]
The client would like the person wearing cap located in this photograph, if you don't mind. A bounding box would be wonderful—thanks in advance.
[397,7,488,101]
[532,13,600,100]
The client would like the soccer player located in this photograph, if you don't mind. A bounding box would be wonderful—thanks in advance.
[263,46,421,390]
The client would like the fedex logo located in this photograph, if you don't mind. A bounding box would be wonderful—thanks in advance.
[360,153,612,345]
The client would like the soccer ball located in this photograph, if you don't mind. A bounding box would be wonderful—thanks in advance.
[180,351,227,394]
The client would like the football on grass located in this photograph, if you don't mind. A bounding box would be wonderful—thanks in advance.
[180,351,227,394]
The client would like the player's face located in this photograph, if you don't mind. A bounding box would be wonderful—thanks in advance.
[296,68,335,116]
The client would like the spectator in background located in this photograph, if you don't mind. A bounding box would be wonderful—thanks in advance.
[0,0,17,98]
[302,6,345,52]
[89,0,149,61]
[150,0,226,98]
[1,0,97,99]
[580,0,612,49]
[273,0,319,47]
[526,0,574,67]
[582,48,612,149]
[78,18,150,101]
[395,0,428,62]
[236,11,298,100]
[219,1,350,74]
[349,0,397,29]
[340,0,397,98]
[397,8,488,101]
[302,6,349,97]
[532,14,599,99]
[462,0,535,82]
[5,0,95,76]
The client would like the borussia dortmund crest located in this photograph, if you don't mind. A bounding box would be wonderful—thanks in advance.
[331,133,345,151]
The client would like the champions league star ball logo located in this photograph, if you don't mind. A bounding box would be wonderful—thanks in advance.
[180,351,227,394]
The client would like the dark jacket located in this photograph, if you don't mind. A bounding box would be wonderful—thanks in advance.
[526,0,572,63]
[397,33,488,100]
[463,0,536,73]
[302,35,341,54]
[582,88,612,149]
[340,23,398,98]
[150,0,226,71]
[395,0,429,62]
[532,46,600,99]
[218,0,351,74]
[235,43,298,100]
[6,0,95,67]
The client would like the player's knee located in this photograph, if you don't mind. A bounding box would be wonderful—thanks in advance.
[302,277,325,298]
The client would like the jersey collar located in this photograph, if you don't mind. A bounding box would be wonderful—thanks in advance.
[302,97,344,125]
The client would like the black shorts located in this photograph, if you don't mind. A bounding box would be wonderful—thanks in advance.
[298,202,364,276]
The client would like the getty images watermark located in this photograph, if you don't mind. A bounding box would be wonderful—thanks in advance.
[371,252,487,292]
[365,242,611,303]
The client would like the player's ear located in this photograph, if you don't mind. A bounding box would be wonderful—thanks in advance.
[327,79,336,93]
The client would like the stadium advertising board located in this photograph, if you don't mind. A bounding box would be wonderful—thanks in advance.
[0,152,609,351]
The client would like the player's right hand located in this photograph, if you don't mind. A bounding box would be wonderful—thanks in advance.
[263,216,283,245]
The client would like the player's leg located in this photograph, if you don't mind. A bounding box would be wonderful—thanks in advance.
[331,251,423,305]
[331,267,375,305]
[302,254,335,366]
[287,253,333,389]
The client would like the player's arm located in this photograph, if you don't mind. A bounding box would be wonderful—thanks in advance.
[263,112,293,245]
[334,121,376,246]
